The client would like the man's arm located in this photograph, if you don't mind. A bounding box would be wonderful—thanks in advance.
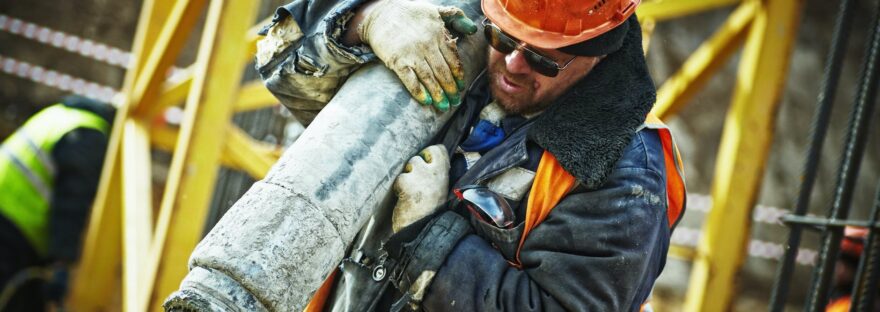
[397,167,670,311]
[258,0,476,123]
[257,0,377,125]
[48,128,107,264]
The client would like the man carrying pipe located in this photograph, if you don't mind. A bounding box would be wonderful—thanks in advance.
[250,0,688,310]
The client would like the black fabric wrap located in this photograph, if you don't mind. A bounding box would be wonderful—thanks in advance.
[383,212,472,300]
[528,15,655,190]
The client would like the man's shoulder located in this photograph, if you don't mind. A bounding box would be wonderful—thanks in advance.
[613,128,665,176]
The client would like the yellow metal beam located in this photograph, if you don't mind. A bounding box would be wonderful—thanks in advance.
[129,0,208,116]
[154,72,194,114]
[235,81,279,112]
[142,17,275,120]
[67,151,123,310]
[640,18,656,53]
[144,0,261,308]
[683,0,802,311]
[150,124,280,177]
[121,120,154,312]
[226,126,282,178]
[668,245,697,261]
[637,0,741,22]
[247,17,273,59]
[69,0,178,309]
[651,1,756,120]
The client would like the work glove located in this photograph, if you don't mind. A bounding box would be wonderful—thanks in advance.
[358,0,478,111]
[392,144,450,233]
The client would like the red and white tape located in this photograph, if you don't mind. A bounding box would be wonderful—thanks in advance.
[0,14,131,69]
[0,54,119,103]
[687,193,818,225]
[671,226,818,266]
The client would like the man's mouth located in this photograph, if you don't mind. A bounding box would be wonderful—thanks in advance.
[499,74,524,93]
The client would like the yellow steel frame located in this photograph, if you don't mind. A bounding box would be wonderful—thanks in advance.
[67,0,801,310]
[682,0,802,310]
[69,0,280,310]
[642,0,801,310]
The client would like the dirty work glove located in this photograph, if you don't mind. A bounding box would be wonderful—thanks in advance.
[358,0,477,111]
[392,144,451,233]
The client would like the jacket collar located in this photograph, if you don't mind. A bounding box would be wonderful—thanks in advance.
[527,15,656,190]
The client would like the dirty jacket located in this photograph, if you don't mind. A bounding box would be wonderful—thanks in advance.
[257,1,684,311]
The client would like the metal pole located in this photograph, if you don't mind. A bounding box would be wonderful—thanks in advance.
[162,0,486,310]
[851,182,880,312]
[806,0,880,309]
[768,0,855,310]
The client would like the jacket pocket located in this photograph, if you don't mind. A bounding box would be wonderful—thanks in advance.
[470,217,525,261]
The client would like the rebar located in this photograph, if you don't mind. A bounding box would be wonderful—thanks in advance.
[851,182,880,312]
[805,0,880,309]
[768,0,856,310]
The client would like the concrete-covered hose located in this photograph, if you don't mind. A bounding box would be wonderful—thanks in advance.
[163,0,485,311]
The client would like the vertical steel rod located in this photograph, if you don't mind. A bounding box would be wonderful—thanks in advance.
[806,0,880,309]
[851,182,880,312]
[768,0,855,310]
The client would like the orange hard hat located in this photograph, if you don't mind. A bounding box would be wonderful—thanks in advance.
[482,0,640,49]
[841,226,868,257]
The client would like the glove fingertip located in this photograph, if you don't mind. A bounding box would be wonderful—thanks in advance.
[435,95,450,112]
[453,17,478,35]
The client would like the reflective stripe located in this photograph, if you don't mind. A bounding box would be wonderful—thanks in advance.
[0,145,51,201]
[18,128,56,177]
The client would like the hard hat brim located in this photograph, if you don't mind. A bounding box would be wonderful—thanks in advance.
[482,0,636,50]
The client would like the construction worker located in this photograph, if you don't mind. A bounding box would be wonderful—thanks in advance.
[0,96,114,311]
[826,226,879,312]
[257,0,685,310]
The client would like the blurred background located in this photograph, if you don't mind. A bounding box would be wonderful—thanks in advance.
[1,0,879,311]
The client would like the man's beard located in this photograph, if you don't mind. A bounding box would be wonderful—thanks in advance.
[487,53,554,115]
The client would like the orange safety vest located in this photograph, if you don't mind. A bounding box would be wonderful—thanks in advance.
[305,114,686,311]
[510,113,686,267]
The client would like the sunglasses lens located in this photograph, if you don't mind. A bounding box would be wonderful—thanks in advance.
[523,51,560,77]
[484,25,517,54]
[483,22,562,78]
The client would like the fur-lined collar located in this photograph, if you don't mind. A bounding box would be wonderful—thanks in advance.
[527,15,656,190]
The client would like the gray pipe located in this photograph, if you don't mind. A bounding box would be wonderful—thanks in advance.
[164,1,485,310]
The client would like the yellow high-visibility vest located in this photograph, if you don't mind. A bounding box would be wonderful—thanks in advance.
[0,104,109,255]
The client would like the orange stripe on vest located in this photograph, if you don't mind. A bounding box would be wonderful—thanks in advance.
[304,269,337,312]
[511,114,686,268]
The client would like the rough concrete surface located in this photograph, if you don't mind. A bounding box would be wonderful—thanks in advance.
[168,0,487,309]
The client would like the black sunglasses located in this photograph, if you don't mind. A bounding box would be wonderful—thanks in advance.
[454,185,515,228]
[482,19,577,77]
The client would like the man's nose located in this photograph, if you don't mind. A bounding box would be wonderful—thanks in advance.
[505,50,532,75]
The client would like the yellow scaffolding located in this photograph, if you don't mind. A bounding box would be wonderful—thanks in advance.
[69,0,277,310]
[67,0,802,310]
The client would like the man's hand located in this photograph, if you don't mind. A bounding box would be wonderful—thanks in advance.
[392,145,450,233]
[355,0,477,111]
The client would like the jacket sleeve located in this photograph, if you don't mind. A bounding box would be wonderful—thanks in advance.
[421,167,671,311]
[47,128,108,263]
[257,0,376,125]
